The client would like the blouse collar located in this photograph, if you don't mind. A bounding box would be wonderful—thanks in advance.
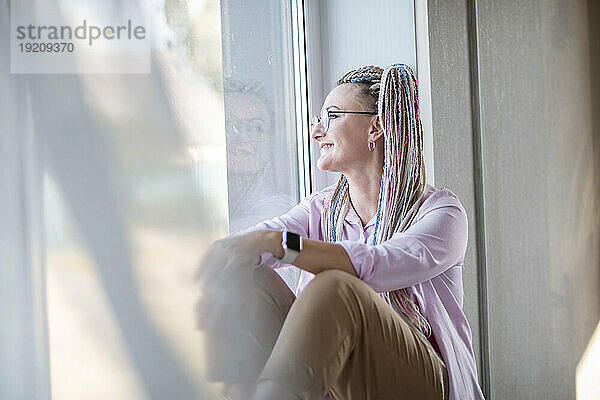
[322,183,437,230]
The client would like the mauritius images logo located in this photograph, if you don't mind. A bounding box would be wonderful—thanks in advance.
[10,3,151,74]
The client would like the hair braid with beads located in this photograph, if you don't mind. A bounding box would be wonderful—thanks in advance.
[323,64,432,339]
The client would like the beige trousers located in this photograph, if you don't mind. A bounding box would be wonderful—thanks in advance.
[202,265,448,400]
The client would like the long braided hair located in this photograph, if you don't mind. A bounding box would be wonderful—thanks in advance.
[323,64,432,338]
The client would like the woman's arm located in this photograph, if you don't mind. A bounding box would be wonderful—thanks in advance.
[335,199,468,293]
[247,193,467,289]
[260,229,357,276]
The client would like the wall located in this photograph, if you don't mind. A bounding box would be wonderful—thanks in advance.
[426,0,483,384]
[428,0,600,398]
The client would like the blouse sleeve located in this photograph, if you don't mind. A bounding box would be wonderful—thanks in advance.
[336,198,468,293]
[233,192,316,269]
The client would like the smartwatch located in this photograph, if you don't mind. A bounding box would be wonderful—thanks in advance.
[273,229,302,264]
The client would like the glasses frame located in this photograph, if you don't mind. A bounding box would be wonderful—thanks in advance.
[311,107,377,133]
[225,118,269,142]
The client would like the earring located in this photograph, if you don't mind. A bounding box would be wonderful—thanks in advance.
[368,141,375,152]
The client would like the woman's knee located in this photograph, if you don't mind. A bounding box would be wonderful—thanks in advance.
[253,264,281,290]
[303,269,365,298]
[253,265,295,315]
[295,269,370,318]
[254,265,290,293]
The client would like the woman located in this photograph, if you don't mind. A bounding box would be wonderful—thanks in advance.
[196,64,485,400]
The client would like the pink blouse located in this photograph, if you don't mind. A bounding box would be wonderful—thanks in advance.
[239,182,485,400]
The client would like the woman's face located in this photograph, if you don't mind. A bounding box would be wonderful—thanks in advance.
[311,84,376,173]
[225,93,270,175]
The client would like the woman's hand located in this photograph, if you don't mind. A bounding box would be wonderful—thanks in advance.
[195,231,265,284]
[194,230,268,331]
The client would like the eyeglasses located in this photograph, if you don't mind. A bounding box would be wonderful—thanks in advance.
[311,107,377,133]
[225,118,268,142]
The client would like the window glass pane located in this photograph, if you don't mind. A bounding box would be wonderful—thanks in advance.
[221,0,300,288]
[41,0,300,399]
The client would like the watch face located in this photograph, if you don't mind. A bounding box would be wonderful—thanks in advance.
[286,232,301,251]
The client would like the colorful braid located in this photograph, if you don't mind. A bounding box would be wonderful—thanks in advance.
[326,64,431,339]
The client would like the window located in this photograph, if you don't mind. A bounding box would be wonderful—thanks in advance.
[1,1,433,398]
[221,0,304,289]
